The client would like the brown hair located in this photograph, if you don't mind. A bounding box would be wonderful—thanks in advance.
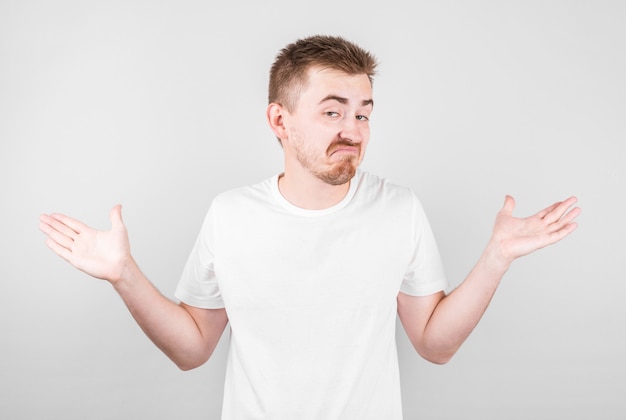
[268,35,378,111]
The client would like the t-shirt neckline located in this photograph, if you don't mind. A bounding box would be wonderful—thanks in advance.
[270,170,360,217]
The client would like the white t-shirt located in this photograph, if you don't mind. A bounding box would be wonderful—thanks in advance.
[175,170,448,420]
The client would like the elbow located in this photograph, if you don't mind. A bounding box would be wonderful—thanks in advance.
[171,341,221,371]
[175,356,208,371]
[173,351,212,371]
[422,352,454,365]
[412,335,462,365]
[176,361,200,371]
[178,364,199,372]
[417,345,457,365]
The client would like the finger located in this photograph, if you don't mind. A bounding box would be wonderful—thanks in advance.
[535,201,561,219]
[48,212,86,235]
[543,196,578,225]
[500,195,516,215]
[39,220,75,250]
[547,206,582,233]
[44,237,73,263]
[39,214,79,241]
[110,204,125,230]
[545,220,579,245]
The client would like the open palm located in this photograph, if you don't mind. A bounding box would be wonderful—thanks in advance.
[39,205,132,283]
[492,195,580,264]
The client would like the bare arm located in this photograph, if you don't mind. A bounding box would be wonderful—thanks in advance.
[398,195,581,364]
[39,205,227,370]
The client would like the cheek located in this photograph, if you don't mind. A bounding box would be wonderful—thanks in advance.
[303,123,337,146]
[360,129,370,148]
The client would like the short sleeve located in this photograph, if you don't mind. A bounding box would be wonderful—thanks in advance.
[174,203,225,309]
[400,192,449,296]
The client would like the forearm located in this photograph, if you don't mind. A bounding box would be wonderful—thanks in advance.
[420,242,510,362]
[400,195,579,364]
[39,207,224,369]
[111,259,215,370]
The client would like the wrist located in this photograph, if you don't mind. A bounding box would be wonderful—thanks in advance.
[483,238,513,274]
[109,255,139,288]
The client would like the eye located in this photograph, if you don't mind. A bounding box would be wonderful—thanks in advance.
[356,115,370,121]
[325,111,340,118]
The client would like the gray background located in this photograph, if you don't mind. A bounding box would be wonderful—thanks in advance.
[1,1,624,419]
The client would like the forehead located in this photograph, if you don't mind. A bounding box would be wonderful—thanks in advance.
[299,66,373,103]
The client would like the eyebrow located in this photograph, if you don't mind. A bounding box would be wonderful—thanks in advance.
[319,95,374,108]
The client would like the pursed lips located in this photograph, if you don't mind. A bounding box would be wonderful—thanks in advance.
[328,144,360,157]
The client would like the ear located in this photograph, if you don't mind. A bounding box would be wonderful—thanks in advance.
[266,102,288,141]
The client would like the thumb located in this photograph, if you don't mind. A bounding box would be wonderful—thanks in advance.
[501,195,516,215]
[110,204,125,230]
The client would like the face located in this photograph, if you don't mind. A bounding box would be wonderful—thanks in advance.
[282,67,373,186]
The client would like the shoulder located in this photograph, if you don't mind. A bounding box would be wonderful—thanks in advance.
[354,170,417,204]
[352,171,431,223]
[211,175,277,210]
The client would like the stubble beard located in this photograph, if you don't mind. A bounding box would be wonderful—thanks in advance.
[314,157,357,186]
[295,139,361,186]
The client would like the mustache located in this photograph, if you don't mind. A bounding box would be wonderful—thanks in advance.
[327,140,361,155]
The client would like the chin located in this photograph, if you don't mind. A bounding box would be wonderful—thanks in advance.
[317,161,357,186]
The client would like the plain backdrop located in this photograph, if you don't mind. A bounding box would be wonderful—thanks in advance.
[1,1,624,419]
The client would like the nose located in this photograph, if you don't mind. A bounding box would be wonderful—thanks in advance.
[339,117,365,144]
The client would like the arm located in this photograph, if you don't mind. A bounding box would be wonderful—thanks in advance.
[398,195,580,364]
[39,205,228,370]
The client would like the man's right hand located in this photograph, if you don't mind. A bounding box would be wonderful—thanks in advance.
[39,205,132,284]
[39,205,228,370]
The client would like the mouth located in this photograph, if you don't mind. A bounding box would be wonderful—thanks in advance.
[331,146,359,155]
[328,142,360,157]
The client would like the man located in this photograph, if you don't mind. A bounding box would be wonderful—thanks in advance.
[39,35,580,419]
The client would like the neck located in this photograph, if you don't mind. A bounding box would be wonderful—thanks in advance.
[278,168,352,210]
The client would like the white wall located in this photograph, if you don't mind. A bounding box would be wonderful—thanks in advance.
[1,1,624,419]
